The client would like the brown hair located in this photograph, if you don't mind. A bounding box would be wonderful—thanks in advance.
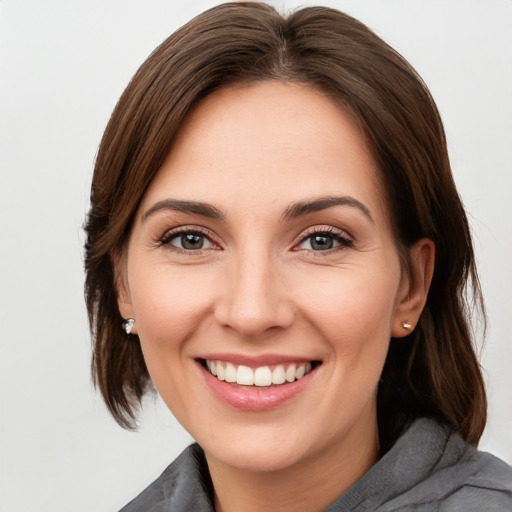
[84,2,486,448]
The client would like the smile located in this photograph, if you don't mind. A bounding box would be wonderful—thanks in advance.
[205,360,314,387]
[197,356,322,411]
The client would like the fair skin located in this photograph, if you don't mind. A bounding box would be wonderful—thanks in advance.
[116,82,434,512]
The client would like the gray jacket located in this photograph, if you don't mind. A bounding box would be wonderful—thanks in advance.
[119,418,512,511]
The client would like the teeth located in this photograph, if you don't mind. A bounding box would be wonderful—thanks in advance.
[225,362,237,383]
[216,363,225,381]
[254,366,272,386]
[236,365,254,385]
[272,365,286,385]
[206,360,314,387]
[285,364,296,383]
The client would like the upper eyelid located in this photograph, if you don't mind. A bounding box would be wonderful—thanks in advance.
[160,225,214,236]
[296,225,353,241]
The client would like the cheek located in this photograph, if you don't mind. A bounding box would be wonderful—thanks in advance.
[297,263,399,332]
[128,265,217,349]
[126,265,219,416]
[291,258,401,377]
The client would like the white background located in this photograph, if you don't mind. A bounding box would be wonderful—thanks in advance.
[1,1,511,511]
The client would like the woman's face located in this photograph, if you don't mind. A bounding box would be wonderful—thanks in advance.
[117,82,421,475]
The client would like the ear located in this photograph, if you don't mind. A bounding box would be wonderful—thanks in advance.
[111,250,138,335]
[391,238,435,338]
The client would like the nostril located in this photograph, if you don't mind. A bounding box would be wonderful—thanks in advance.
[214,300,295,338]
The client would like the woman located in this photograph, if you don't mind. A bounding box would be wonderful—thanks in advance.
[84,3,512,511]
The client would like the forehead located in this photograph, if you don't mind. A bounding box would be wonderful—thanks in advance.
[140,82,389,226]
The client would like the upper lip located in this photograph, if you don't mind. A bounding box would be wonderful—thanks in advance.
[196,353,320,368]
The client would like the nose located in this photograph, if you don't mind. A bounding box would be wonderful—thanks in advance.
[214,247,295,338]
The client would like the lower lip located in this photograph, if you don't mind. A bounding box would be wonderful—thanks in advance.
[200,363,316,412]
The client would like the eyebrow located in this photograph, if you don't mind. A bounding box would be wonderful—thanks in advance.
[141,195,373,224]
[281,196,373,223]
[142,199,226,222]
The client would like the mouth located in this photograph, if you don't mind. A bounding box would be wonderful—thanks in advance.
[196,354,323,411]
[199,359,321,388]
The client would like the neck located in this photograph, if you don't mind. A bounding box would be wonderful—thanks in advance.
[206,416,379,512]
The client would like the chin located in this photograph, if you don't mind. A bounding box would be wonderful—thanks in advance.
[205,438,310,474]
[197,417,340,475]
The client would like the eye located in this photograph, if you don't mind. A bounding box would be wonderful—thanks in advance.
[296,228,353,252]
[160,229,216,251]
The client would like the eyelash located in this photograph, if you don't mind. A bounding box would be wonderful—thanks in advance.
[156,225,354,255]
[157,226,219,254]
[293,226,354,254]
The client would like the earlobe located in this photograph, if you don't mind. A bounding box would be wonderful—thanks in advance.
[391,238,435,338]
[111,251,138,335]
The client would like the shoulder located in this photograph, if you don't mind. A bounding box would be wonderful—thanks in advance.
[390,419,512,511]
[329,418,512,512]
[436,449,512,512]
[118,444,214,512]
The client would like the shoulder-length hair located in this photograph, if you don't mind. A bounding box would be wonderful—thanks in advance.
[84,2,486,450]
